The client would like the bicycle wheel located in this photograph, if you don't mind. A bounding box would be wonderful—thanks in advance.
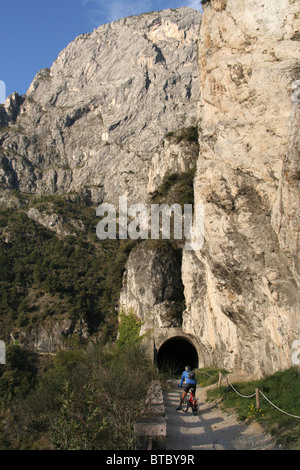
[192,398,198,415]
[182,395,189,412]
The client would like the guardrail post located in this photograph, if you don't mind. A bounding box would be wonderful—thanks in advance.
[255,388,260,410]
[225,376,229,391]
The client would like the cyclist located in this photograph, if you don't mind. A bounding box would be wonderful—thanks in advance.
[176,365,197,410]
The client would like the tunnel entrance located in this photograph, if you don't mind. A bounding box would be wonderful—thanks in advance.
[156,336,198,374]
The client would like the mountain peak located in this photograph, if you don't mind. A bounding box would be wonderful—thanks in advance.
[0,8,201,204]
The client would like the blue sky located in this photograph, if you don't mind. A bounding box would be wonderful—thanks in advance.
[0,0,202,101]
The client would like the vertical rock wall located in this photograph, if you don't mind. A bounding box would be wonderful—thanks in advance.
[182,0,300,376]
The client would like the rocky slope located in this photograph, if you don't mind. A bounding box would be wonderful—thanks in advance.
[0,8,201,351]
[0,7,200,205]
[181,0,300,376]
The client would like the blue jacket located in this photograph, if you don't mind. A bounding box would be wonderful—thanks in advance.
[179,370,196,387]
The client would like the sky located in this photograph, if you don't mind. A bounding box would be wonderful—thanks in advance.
[0,0,202,101]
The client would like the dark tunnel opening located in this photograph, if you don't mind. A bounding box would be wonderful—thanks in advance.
[156,337,198,374]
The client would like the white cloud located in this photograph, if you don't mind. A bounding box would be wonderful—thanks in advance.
[83,0,202,28]
[83,0,153,26]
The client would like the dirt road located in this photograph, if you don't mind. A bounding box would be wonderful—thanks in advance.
[164,380,277,450]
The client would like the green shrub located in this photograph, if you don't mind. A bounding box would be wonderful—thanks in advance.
[0,344,37,408]
[11,341,157,450]
[150,167,196,207]
[165,126,198,144]
[117,309,142,350]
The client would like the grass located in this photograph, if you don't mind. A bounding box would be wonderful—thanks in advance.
[205,367,300,450]
[195,367,227,387]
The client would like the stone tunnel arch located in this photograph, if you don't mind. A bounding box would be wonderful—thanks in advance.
[156,336,199,373]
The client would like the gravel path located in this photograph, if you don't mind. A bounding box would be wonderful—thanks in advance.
[164,380,277,450]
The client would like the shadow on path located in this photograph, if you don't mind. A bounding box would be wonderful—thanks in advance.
[164,380,277,450]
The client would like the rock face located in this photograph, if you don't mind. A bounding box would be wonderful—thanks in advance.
[119,241,184,329]
[1,3,299,376]
[182,0,300,376]
[0,8,200,205]
[17,318,90,353]
[0,7,201,353]
[0,92,25,126]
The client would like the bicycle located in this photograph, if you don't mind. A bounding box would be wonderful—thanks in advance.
[182,388,198,415]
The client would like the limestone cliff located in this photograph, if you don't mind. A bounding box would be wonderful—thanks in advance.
[120,1,300,377]
[0,8,201,352]
[119,240,184,329]
[0,8,200,206]
[1,3,299,376]
[181,0,300,376]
